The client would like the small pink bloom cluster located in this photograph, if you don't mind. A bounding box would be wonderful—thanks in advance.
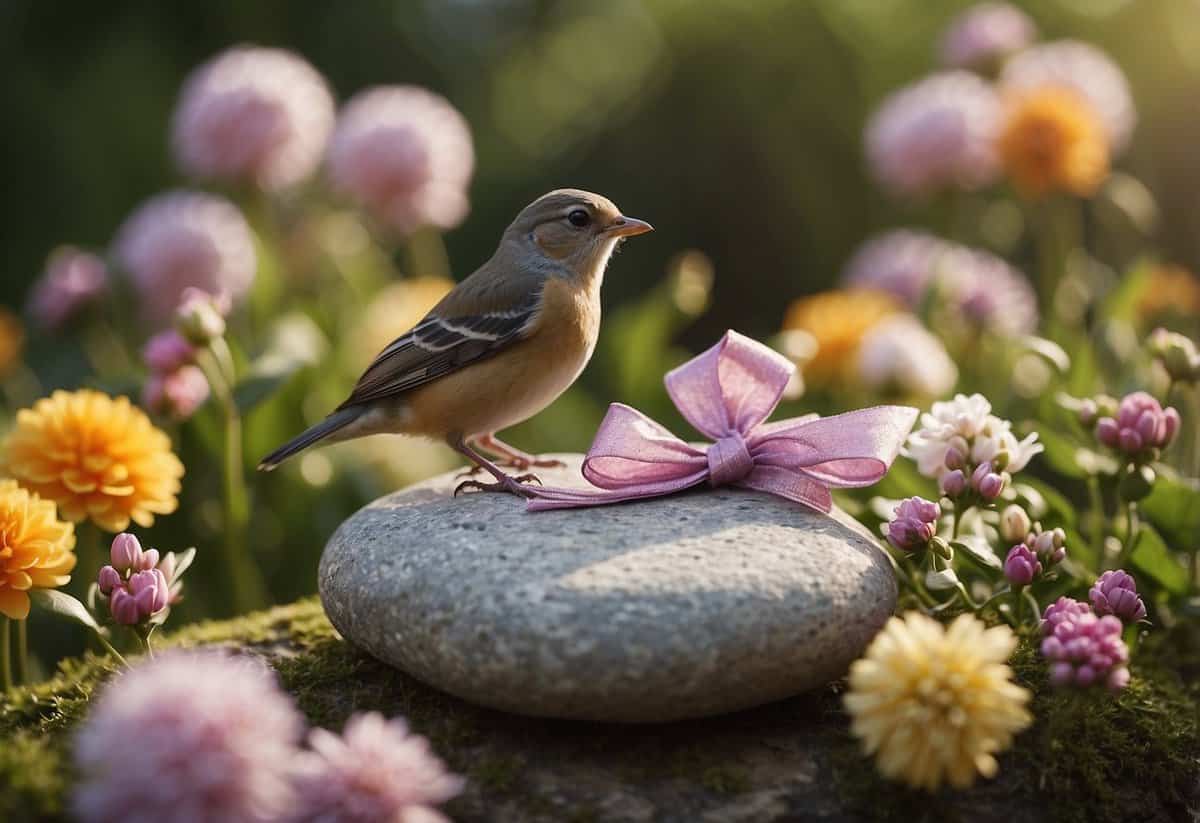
[27,246,109,331]
[941,455,1004,502]
[1027,527,1067,567]
[1095,391,1181,459]
[140,326,208,420]
[73,653,463,823]
[1039,596,1130,691]
[885,496,940,553]
[1090,569,1147,623]
[96,534,182,626]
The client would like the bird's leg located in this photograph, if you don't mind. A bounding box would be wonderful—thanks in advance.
[474,433,566,470]
[449,436,543,498]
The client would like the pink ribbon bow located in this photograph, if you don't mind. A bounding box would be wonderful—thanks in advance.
[527,330,918,513]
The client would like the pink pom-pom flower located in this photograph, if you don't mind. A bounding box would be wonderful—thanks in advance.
[113,190,256,327]
[939,3,1037,71]
[1039,602,1130,692]
[287,711,463,823]
[328,86,475,235]
[1094,391,1181,458]
[73,651,304,823]
[142,364,210,420]
[865,71,1001,199]
[27,246,109,331]
[173,45,335,190]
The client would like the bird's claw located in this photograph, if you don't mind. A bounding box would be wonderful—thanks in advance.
[454,464,486,480]
[453,473,543,498]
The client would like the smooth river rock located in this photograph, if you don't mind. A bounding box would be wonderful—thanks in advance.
[319,454,896,722]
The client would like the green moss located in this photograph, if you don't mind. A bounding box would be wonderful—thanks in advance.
[2,599,1197,822]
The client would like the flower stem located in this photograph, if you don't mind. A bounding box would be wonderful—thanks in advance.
[1087,475,1106,572]
[199,340,267,616]
[1,618,11,691]
[950,508,963,540]
[1114,501,1139,570]
[15,619,27,685]
[93,630,129,668]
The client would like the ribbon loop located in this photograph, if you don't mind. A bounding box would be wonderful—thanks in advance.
[525,331,919,514]
[707,433,754,487]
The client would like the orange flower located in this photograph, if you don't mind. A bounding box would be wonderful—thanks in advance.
[0,479,76,619]
[4,390,184,532]
[782,289,899,385]
[1136,264,1200,324]
[998,87,1109,198]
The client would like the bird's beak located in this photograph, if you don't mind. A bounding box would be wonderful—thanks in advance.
[604,216,654,238]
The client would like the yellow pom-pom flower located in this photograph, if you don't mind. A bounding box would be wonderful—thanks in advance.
[0,479,76,619]
[782,289,898,386]
[4,390,184,533]
[844,612,1032,792]
[998,87,1109,198]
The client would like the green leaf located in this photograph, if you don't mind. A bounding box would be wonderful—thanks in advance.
[1141,473,1200,551]
[925,568,960,591]
[952,537,1003,574]
[29,589,102,632]
[1129,524,1189,596]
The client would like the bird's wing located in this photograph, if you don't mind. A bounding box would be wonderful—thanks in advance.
[338,268,545,409]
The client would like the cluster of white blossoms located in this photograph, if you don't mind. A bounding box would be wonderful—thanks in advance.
[904,392,1043,480]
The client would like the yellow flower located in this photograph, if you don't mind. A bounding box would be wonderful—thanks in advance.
[4,390,184,532]
[844,612,1032,792]
[998,87,1109,198]
[0,479,76,619]
[1136,264,1200,324]
[0,307,25,376]
[782,290,898,385]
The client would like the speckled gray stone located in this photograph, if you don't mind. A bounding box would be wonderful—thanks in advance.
[319,454,896,723]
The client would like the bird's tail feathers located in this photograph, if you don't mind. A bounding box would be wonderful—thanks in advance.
[257,408,362,471]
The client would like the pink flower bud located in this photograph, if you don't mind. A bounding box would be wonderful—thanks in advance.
[110,534,143,573]
[1090,569,1147,623]
[110,588,142,626]
[137,549,161,571]
[1095,417,1120,447]
[944,446,966,471]
[129,569,170,618]
[1117,428,1142,454]
[1163,407,1180,445]
[142,330,196,373]
[1004,544,1041,586]
[97,565,122,596]
[940,469,967,497]
[885,496,941,553]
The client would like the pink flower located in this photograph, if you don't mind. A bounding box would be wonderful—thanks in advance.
[1095,391,1181,457]
[108,587,142,625]
[109,533,144,573]
[128,568,169,618]
[939,3,1037,71]
[328,86,475,235]
[73,651,303,823]
[173,46,335,190]
[1000,40,1136,153]
[1003,544,1040,586]
[97,565,122,596]
[1040,596,1090,635]
[1090,569,1147,623]
[113,191,256,327]
[885,496,941,553]
[1039,604,1130,692]
[865,71,1001,198]
[288,712,463,823]
[142,330,196,373]
[142,365,210,420]
[27,246,109,331]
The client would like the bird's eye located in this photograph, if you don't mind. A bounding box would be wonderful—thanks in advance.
[566,209,590,228]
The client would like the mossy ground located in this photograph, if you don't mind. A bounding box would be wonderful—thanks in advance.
[2,599,1197,822]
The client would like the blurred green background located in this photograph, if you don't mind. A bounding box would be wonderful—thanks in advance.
[3,0,1200,660]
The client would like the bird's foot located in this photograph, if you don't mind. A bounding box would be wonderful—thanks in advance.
[454,464,487,480]
[453,473,543,498]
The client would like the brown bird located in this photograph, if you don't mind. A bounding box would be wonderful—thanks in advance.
[258,189,652,496]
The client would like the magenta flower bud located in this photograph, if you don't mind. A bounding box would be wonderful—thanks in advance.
[142,330,196,374]
[944,446,966,471]
[110,533,143,573]
[885,496,941,553]
[975,467,1004,501]
[142,365,210,420]
[1117,428,1142,454]
[109,588,141,626]
[940,469,967,497]
[97,565,122,596]
[1090,569,1147,623]
[1095,417,1120,447]
[129,569,170,619]
[1163,407,1180,445]
[1003,544,1041,587]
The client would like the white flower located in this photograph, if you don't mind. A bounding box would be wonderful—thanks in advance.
[856,315,958,397]
[904,393,1040,478]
